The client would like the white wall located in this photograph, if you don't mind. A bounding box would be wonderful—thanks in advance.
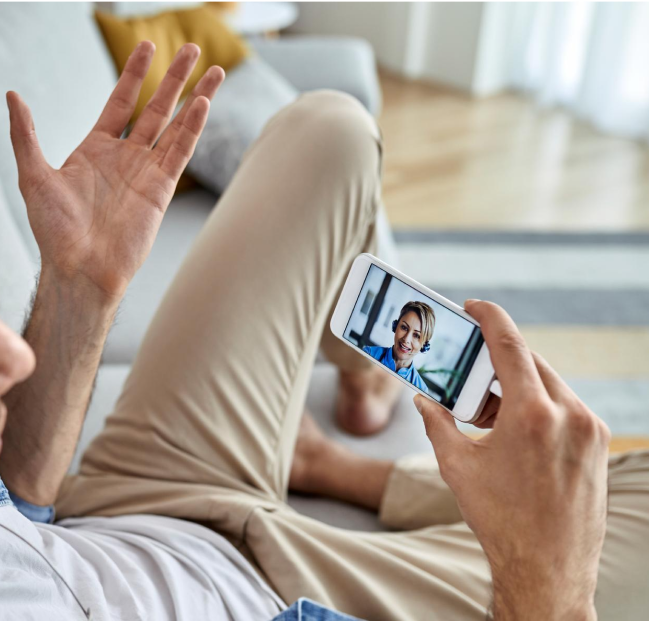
[290,2,411,74]
[107,2,201,16]
[292,2,515,96]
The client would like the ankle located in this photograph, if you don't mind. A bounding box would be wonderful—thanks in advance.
[290,435,345,495]
[336,365,403,436]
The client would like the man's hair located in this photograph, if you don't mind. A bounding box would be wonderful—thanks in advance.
[397,301,436,344]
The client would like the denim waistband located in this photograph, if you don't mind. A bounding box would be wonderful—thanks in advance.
[273,598,366,621]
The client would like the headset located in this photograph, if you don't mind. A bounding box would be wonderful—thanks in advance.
[392,319,430,353]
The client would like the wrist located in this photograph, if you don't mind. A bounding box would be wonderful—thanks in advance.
[490,566,597,621]
[39,262,123,313]
[0,262,120,505]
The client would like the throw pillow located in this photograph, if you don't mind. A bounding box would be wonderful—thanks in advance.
[94,5,249,122]
[185,56,298,196]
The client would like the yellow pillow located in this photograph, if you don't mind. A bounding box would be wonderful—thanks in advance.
[95,5,248,122]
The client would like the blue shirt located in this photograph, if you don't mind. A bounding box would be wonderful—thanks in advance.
[362,345,428,393]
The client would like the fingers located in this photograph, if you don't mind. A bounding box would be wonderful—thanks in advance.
[414,395,470,467]
[464,300,544,404]
[472,393,500,429]
[159,95,210,182]
[93,41,155,138]
[531,351,572,403]
[6,91,50,190]
[154,64,224,156]
[129,43,201,148]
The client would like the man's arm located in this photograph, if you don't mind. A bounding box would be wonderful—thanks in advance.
[0,41,224,505]
[0,270,117,505]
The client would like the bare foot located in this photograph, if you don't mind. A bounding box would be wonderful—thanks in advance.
[289,411,338,495]
[289,411,393,510]
[335,365,404,436]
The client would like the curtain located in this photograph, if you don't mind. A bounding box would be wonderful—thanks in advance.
[510,2,649,141]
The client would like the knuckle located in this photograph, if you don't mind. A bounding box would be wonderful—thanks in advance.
[566,403,598,440]
[436,454,458,484]
[145,98,170,119]
[110,94,133,112]
[497,331,528,356]
[598,420,612,445]
[522,396,559,438]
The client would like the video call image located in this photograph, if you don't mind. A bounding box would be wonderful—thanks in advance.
[344,265,484,408]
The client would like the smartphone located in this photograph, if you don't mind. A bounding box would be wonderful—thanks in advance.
[330,253,496,424]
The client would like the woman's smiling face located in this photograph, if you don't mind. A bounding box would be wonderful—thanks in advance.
[393,310,423,364]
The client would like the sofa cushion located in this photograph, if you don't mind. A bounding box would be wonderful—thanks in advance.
[185,56,298,196]
[252,36,382,116]
[0,182,35,334]
[0,2,118,260]
[102,188,218,363]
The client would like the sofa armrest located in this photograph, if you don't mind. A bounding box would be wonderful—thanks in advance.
[250,35,382,116]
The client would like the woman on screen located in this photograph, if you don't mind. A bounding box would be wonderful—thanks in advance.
[363,301,435,393]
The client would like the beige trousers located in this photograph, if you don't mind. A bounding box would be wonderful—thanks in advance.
[56,92,649,621]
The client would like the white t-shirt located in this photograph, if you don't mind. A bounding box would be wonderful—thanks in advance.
[0,505,285,620]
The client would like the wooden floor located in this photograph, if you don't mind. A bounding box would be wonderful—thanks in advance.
[378,72,649,232]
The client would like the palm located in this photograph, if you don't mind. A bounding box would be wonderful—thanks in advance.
[8,41,224,298]
[27,135,173,294]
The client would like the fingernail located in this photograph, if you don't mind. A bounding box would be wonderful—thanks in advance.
[6,92,11,113]
[464,299,481,306]
[414,396,423,413]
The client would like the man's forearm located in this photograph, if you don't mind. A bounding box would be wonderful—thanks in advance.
[0,267,118,505]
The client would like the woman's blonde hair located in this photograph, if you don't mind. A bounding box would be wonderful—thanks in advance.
[397,301,436,344]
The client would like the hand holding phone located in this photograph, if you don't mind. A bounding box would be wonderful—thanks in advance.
[416,300,611,621]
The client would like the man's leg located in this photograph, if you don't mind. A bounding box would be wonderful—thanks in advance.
[56,91,494,621]
[595,450,649,619]
[56,90,384,536]
[291,420,649,619]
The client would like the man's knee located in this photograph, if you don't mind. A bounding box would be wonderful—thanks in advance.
[260,90,383,221]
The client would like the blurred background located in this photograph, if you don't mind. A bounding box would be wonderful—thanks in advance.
[0,1,647,453]
[286,1,649,439]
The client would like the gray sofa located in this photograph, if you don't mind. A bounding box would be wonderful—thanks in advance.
[0,2,430,533]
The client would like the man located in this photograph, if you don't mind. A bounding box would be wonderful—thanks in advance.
[1,41,648,620]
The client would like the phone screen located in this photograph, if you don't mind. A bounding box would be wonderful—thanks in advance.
[343,263,484,409]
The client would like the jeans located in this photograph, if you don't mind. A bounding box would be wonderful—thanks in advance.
[273,599,365,621]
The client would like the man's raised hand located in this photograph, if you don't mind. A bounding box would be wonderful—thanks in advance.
[7,41,224,301]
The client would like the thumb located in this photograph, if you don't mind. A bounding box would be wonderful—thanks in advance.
[414,395,468,463]
[6,91,50,189]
